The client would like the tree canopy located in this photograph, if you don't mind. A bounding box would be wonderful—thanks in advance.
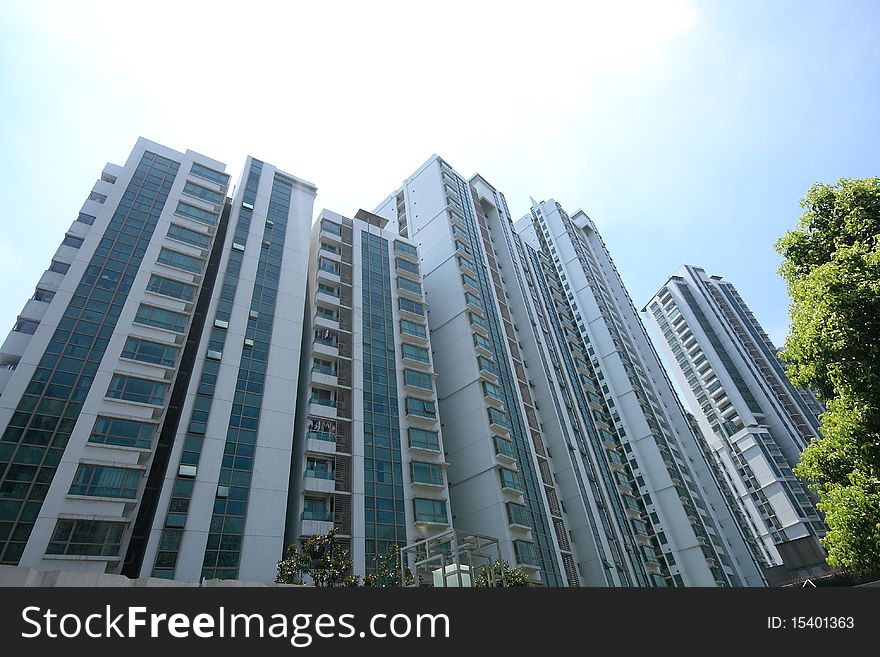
[776,177,880,574]
[275,530,360,587]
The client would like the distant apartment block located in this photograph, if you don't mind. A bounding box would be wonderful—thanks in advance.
[644,265,829,582]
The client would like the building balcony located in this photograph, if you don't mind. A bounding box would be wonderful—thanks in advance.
[311,371,338,388]
[396,285,423,302]
[473,341,493,360]
[625,507,643,521]
[488,419,510,438]
[403,381,435,398]
[398,305,427,323]
[303,473,336,494]
[320,223,343,244]
[307,437,337,456]
[316,268,341,285]
[483,392,504,411]
[318,249,342,263]
[315,290,340,307]
[401,354,432,371]
[494,441,517,467]
[308,401,337,420]
[644,561,663,575]
[301,518,335,536]
[405,411,438,427]
[313,313,340,332]
[313,341,339,358]
[400,330,429,346]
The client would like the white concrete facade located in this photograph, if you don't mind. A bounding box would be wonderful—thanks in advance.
[287,209,452,578]
[512,200,768,586]
[0,140,315,584]
[643,265,827,576]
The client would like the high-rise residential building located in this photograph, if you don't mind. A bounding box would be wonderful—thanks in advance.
[286,208,451,578]
[373,156,766,586]
[0,138,316,584]
[643,265,828,582]
[516,199,767,587]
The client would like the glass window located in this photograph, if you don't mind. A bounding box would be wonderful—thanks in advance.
[473,333,492,351]
[317,282,339,297]
[404,369,433,390]
[190,162,229,185]
[488,408,509,429]
[399,298,424,316]
[183,181,223,205]
[494,435,514,458]
[175,201,218,226]
[49,261,70,274]
[46,520,125,556]
[13,319,39,334]
[77,212,96,225]
[411,461,443,486]
[167,223,211,249]
[395,258,419,275]
[483,381,502,399]
[306,458,333,479]
[406,397,436,418]
[62,235,84,248]
[121,336,179,367]
[32,288,56,303]
[513,540,538,565]
[400,319,427,339]
[157,247,204,274]
[302,497,331,521]
[89,416,156,449]
[134,304,188,333]
[499,468,521,491]
[312,357,335,375]
[321,220,342,236]
[402,344,429,362]
[394,241,418,257]
[408,428,440,451]
[69,464,140,499]
[318,257,340,275]
[146,274,197,301]
[316,305,338,321]
[310,388,336,407]
[397,277,421,295]
[107,373,168,405]
[413,498,447,523]
[477,355,496,374]
[506,502,530,526]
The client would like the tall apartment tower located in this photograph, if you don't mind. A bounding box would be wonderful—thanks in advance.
[643,265,828,581]
[0,138,316,584]
[374,156,765,586]
[286,209,452,578]
[514,199,767,587]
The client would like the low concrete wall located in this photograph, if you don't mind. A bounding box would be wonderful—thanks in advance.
[0,565,303,587]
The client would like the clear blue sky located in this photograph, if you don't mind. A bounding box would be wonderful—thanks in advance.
[1,0,878,349]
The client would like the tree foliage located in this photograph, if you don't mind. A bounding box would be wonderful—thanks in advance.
[775,177,880,573]
[474,559,531,587]
[363,544,414,587]
[275,530,360,587]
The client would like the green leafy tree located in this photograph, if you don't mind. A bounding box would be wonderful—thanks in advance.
[775,177,880,574]
[363,545,414,587]
[275,530,360,587]
[474,559,531,587]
